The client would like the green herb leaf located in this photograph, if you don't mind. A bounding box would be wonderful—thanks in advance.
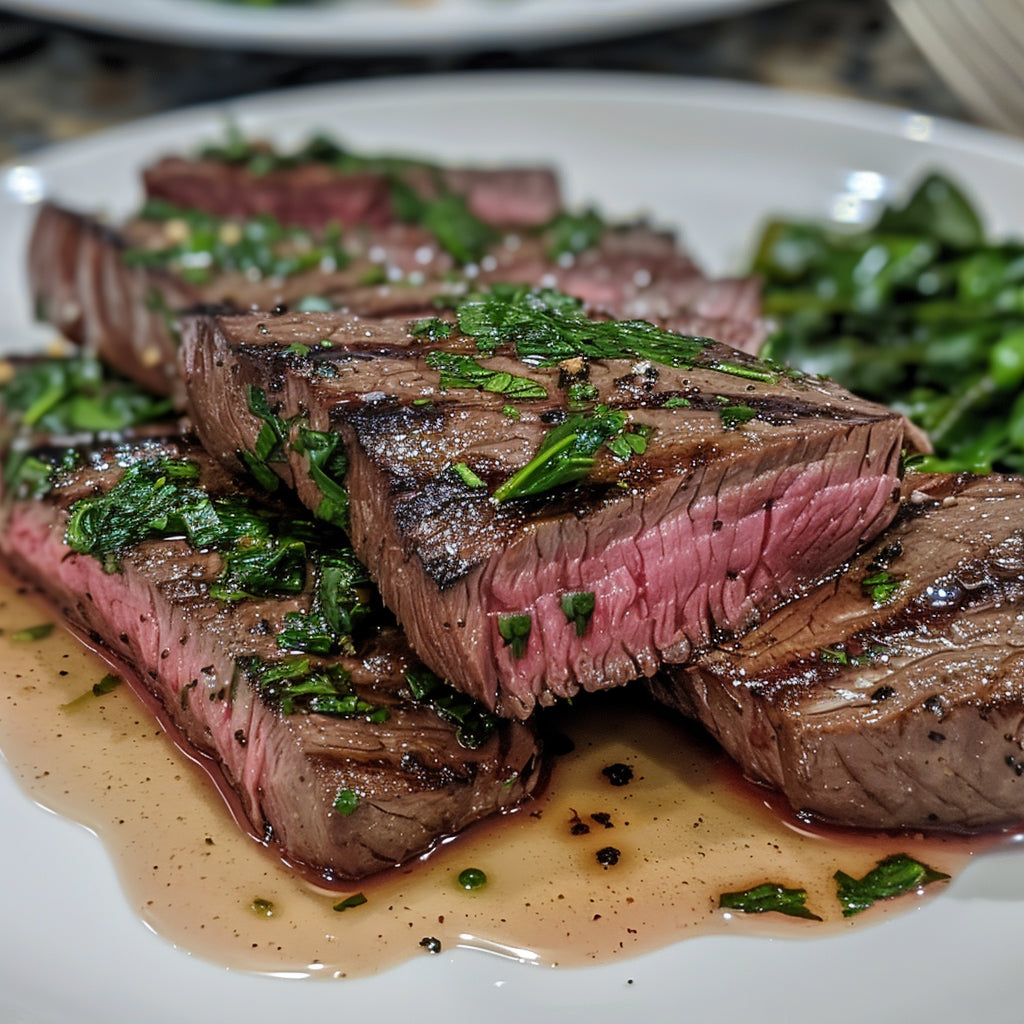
[497,613,532,660]
[425,351,547,400]
[0,356,173,436]
[404,667,498,749]
[10,622,54,642]
[244,656,388,721]
[544,208,606,261]
[333,892,367,912]
[333,789,360,816]
[560,591,595,637]
[93,674,121,696]
[834,854,950,917]
[456,285,718,370]
[719,883,822,921]
[409,317,453,341]
[491,406,630,503]
[292,426,349,530]
[451,462,486,489]
[718,403,758,430]
[861,569,903,604]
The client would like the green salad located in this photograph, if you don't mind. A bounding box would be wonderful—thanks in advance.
[752,172,1024,475]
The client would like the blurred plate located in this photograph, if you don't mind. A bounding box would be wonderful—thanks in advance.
[4,70,1024,1024]
[0,0,786,53]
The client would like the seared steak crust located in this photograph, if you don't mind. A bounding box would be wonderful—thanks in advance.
[0,431,541,878]
[181,308,918,718]
[650,472,1024,832]
[27,202,768,401]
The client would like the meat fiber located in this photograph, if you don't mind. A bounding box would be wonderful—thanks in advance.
[0,424,541,878]
[142,152,563,231]
[27,201,768,400]
[180,301,923,718]
[649,472,1024,832]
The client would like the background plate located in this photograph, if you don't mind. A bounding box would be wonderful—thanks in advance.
[0,0,786,54]
[3,71,1024,1024]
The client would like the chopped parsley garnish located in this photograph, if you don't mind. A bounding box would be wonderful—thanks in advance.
[390,180,498,265]
[409,317,453,341]
[10,622,54,642]
[834,854,950,917]
[123,199,350,285]
[425,350,548,400]
[93,673,122,696]
[491,406,638,503]
[663,396,691,408]
[333,789,360,816]
[333,892,368,912]
[404,667,498,749]
[63,457,314,602]
[292,425,350,530]
[719,883,822,921]
[497,613,532,660]
[560,591,595,637]
[249,898,275,918]
[456,285,720,369]
[0,355,173,435]
[451,462,486,490]
[817,643,892,668]
[241,386,350,529]
[543,208,606,261]
[276,548,372,656]
[861,569,903,604]
[244,656,388,721]
[718,403,759,430]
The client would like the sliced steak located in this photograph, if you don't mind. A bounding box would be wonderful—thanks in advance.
[28,196,767,399]
[142,151,563,231]
[180,298,922,718]
[649,472,1024,832]
[0,422,541,879]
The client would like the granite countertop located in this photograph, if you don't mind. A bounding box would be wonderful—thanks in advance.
[0,0,977,163]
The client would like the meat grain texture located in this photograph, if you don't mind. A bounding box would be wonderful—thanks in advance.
[0,430,541,878]
[650,472,1024,831]
[181,308,922,718]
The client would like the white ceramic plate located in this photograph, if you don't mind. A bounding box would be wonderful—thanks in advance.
[4,71,1024,1024]
[0,0,785,53]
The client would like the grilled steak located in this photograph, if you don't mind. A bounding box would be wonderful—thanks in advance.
[142,151,563,231]
[0,400,541,878]
[27,193,766,400]
[649,472,1024,832]
[180,295,923,718]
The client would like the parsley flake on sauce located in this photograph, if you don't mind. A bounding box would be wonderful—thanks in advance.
[719,883,822,921]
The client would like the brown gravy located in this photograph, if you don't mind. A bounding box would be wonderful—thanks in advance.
[0,565,987,979]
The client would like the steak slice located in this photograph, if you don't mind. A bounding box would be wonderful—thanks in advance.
[142,148,563,231]
[180,296,922,718]
[0,419,541,879]
[648,472,1024,832]
[27,196,767,400]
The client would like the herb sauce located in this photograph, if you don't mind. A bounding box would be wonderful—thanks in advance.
[0,565,989,979]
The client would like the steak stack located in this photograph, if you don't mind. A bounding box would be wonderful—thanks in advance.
[0,375,541,879]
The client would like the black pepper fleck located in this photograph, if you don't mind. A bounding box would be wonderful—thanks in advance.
[602,763,634,786]
[419,936,442,954]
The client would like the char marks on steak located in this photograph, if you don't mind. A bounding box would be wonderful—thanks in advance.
[0,423,541,878]
[180,302,921,718]
[27,196,768,400]
[649,472,1024,832]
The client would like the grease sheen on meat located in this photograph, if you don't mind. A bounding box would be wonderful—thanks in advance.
[650,472,1024,832]
[0,428,541,878]
[180,307,921,718]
